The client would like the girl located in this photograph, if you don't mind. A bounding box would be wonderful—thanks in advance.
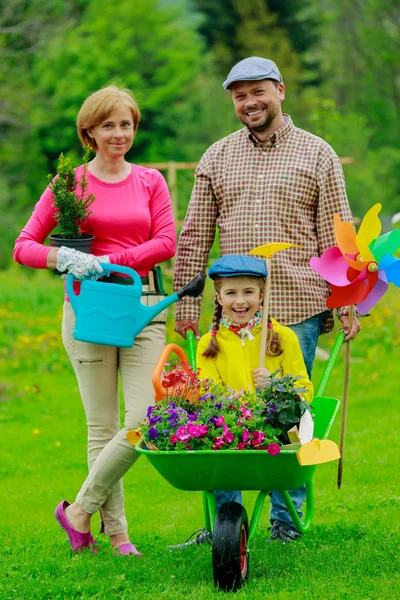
[196,254,313,542]
[197,254,312,398]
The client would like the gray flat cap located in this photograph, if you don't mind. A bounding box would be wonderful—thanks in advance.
[223,56,282,89]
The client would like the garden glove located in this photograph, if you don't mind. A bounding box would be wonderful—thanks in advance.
[56,246,110,281]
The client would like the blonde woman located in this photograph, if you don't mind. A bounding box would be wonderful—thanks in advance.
[14,86,176,556]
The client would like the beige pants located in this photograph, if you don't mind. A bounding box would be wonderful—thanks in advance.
[62,298,166,535]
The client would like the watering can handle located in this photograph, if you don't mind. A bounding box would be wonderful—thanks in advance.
[99,263,142,286]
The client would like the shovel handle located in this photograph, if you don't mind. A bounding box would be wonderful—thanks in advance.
[186,329,197,369]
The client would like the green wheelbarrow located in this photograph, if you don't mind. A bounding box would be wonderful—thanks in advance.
[135,331,345,592]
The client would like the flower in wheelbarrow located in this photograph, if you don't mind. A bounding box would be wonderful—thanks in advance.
[187,424,207,438]
[242,428,250,444]
[213,436,225,450]
[148,427,159,440]
[222,425,234,444]
[267,443,281,455]
[251,430,265,447]
[310,203,400,314]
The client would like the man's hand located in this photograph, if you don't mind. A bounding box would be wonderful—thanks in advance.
[339,313,361,342]
[175,319,201,340]
[252,367,271,390]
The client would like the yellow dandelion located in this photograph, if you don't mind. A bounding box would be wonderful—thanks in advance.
[33,429,40,435]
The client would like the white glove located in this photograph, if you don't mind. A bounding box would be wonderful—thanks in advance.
[56,246,110,281]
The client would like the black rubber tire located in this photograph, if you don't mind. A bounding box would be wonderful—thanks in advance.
[212,501,249,592]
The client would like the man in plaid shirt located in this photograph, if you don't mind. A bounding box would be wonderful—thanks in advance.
[173,57,360,542]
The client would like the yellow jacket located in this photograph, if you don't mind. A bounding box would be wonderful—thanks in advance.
[196,319,313,401]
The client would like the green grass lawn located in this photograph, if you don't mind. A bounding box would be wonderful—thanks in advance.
[1,266,399,599]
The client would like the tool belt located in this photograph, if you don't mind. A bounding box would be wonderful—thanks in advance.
[100,266,165,293]
[99,266,167,324]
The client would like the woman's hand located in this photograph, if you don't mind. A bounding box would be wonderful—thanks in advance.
[55,246,110,280]
[252,367,271,390]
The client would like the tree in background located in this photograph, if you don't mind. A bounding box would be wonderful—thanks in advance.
[0,0,90,268]
[193,0,301,90]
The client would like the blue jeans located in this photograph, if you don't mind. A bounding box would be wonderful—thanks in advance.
[215,311,329,527]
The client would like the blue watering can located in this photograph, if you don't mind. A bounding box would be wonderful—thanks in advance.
[66,263,205,348]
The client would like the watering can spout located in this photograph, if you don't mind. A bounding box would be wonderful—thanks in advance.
[176,272,206,299]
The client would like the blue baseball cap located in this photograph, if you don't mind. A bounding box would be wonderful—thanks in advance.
[223,56,282,90]
[208,255,268,280]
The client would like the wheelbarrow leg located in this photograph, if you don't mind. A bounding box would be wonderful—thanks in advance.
[248,490,271,544]
[279,478,314,534]
[202,490,217,533]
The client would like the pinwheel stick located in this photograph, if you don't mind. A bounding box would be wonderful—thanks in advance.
[249,243,299,368]
[337,304,354,489]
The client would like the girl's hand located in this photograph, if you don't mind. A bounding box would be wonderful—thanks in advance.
[252,367,271,390]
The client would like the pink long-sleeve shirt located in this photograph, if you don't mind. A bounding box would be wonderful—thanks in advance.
[13,164,176,276]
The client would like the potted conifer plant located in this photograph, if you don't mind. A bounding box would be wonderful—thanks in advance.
[48,146,95,257]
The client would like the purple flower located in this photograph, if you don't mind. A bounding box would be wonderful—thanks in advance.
[215,402,222,410]
[188,412,199,422]
[209,416,218,425]
[169,419,178,428]
[149,415,162,425]
[162,429,170,436]
[146,406,153,418]
[148,427,159,440]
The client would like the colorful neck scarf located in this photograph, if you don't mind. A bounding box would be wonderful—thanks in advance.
[220,311,262,341]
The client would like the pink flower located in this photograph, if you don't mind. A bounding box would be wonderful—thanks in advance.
[176,426,187,436]
[185,444,192,450]
[170,434,178,444]
[242,428,250,444]
[267,443,281,456]
[215,416,225,426]
[198,425,209,437]
[236,442,246,450]
[178,433,191,443]
[237,418,242,427]
[213,436,225,450]
[239,405,252,419]
[251,431,265,446]
[187,424,202,438]
[223,431,234,444]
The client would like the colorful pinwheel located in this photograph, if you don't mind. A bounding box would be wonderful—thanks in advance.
[310,203,400,314]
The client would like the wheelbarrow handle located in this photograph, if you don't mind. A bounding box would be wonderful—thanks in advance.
[315,331,346,397]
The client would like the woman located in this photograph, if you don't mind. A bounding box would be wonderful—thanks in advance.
[13,86,176,556]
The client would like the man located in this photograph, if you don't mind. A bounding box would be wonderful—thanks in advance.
[173,56,360,542]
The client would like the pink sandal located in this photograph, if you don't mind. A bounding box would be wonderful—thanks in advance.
[55,500,97,553]
[115,542,142,557]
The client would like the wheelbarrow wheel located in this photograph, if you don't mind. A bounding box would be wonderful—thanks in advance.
[212,501,249,592]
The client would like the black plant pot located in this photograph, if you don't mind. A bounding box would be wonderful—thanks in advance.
[49,233,95,276]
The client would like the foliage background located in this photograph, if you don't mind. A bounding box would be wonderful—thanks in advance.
[1,4,399,596]
[1,0,399,268]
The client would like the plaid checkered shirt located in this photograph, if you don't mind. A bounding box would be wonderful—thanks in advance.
[174,115,353,329]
